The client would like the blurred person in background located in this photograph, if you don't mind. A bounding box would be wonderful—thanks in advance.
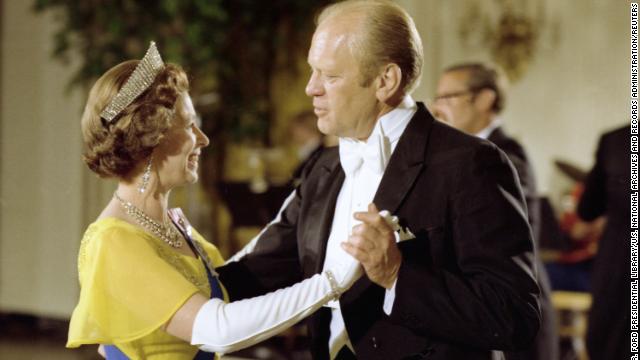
[545,173,605,292]
[431,62,558,360]
[66,42,361,360]
[577,125,630,360]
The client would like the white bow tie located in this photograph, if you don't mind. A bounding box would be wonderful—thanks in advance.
[339,133,389,176]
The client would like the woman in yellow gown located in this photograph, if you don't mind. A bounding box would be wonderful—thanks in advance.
[66,42,361,360]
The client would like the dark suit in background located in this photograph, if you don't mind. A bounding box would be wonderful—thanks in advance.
[218,105,541,360]
[578,125,630,360]
[488,127,558,360]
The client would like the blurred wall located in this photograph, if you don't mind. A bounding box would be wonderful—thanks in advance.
[0,0,630,318]
[0,0,89,318]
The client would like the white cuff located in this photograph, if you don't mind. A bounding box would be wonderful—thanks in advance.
[383,278,397,315]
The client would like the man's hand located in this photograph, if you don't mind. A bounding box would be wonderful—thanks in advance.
[341,203,402,289]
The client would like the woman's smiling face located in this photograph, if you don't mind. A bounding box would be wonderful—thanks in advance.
[154,93,209,190]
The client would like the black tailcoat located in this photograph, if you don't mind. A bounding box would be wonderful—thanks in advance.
[218,104,541,359]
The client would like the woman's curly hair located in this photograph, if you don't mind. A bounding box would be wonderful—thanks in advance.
[81,61,189,178]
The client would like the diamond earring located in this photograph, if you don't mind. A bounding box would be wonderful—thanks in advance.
[138,156,153,194]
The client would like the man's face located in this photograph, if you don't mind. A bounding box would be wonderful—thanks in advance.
[305,20,379,140]
[431,70,481,134]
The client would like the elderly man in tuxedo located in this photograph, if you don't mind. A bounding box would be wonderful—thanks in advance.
[431,62,558,360]
[218,1,541,359]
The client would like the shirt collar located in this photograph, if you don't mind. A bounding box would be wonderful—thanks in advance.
[474,117,503,140]
[375,95,417,144]
[338,95,417,175]
[340,95,417,145]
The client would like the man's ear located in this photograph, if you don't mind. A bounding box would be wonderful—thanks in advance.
[375,63,403,103]
[473,88,496,112]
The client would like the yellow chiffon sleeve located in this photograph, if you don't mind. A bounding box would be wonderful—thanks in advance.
[67,220,202,347]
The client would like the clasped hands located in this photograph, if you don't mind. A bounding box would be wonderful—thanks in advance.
[341,203,402,289]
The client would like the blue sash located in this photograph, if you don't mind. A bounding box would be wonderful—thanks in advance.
[104,209,223,359]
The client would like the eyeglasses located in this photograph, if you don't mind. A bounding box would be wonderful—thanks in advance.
[432,89,477,104]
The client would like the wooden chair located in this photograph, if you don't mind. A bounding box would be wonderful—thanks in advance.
[551,291,592,360]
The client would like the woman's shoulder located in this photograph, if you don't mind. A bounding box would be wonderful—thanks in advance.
[79,218,153,264]
[89,216,138,232]
[82,217,145,246]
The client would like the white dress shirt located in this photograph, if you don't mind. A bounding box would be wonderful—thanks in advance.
[322,95,417,358]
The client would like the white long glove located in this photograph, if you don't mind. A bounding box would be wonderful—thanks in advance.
[191,256,362,354]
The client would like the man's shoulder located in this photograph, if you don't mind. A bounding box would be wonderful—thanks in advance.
[312,145,340,170]
[427,119,502,162]
[393,101,490,158]
[296,145,340,184]
[318,144,340,159]
[488,128,528,163]
[598,125,631,170]
[601,125,630,148]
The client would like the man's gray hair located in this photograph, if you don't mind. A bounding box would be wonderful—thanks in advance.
[444,62,509,114]
[317,0,424,94]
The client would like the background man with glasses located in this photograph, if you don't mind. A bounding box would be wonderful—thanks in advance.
[432,62,558,360]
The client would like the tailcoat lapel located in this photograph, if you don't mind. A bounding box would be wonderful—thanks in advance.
[373,103,431,214]
[301,151,346,275]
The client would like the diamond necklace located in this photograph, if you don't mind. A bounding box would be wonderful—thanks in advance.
[114,192,184,248]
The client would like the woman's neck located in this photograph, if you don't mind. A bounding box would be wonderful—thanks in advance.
[115,183,171,224]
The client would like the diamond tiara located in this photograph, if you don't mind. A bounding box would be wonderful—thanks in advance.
[100,41,165,122]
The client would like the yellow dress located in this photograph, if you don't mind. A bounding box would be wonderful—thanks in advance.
[67,217,228,360]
